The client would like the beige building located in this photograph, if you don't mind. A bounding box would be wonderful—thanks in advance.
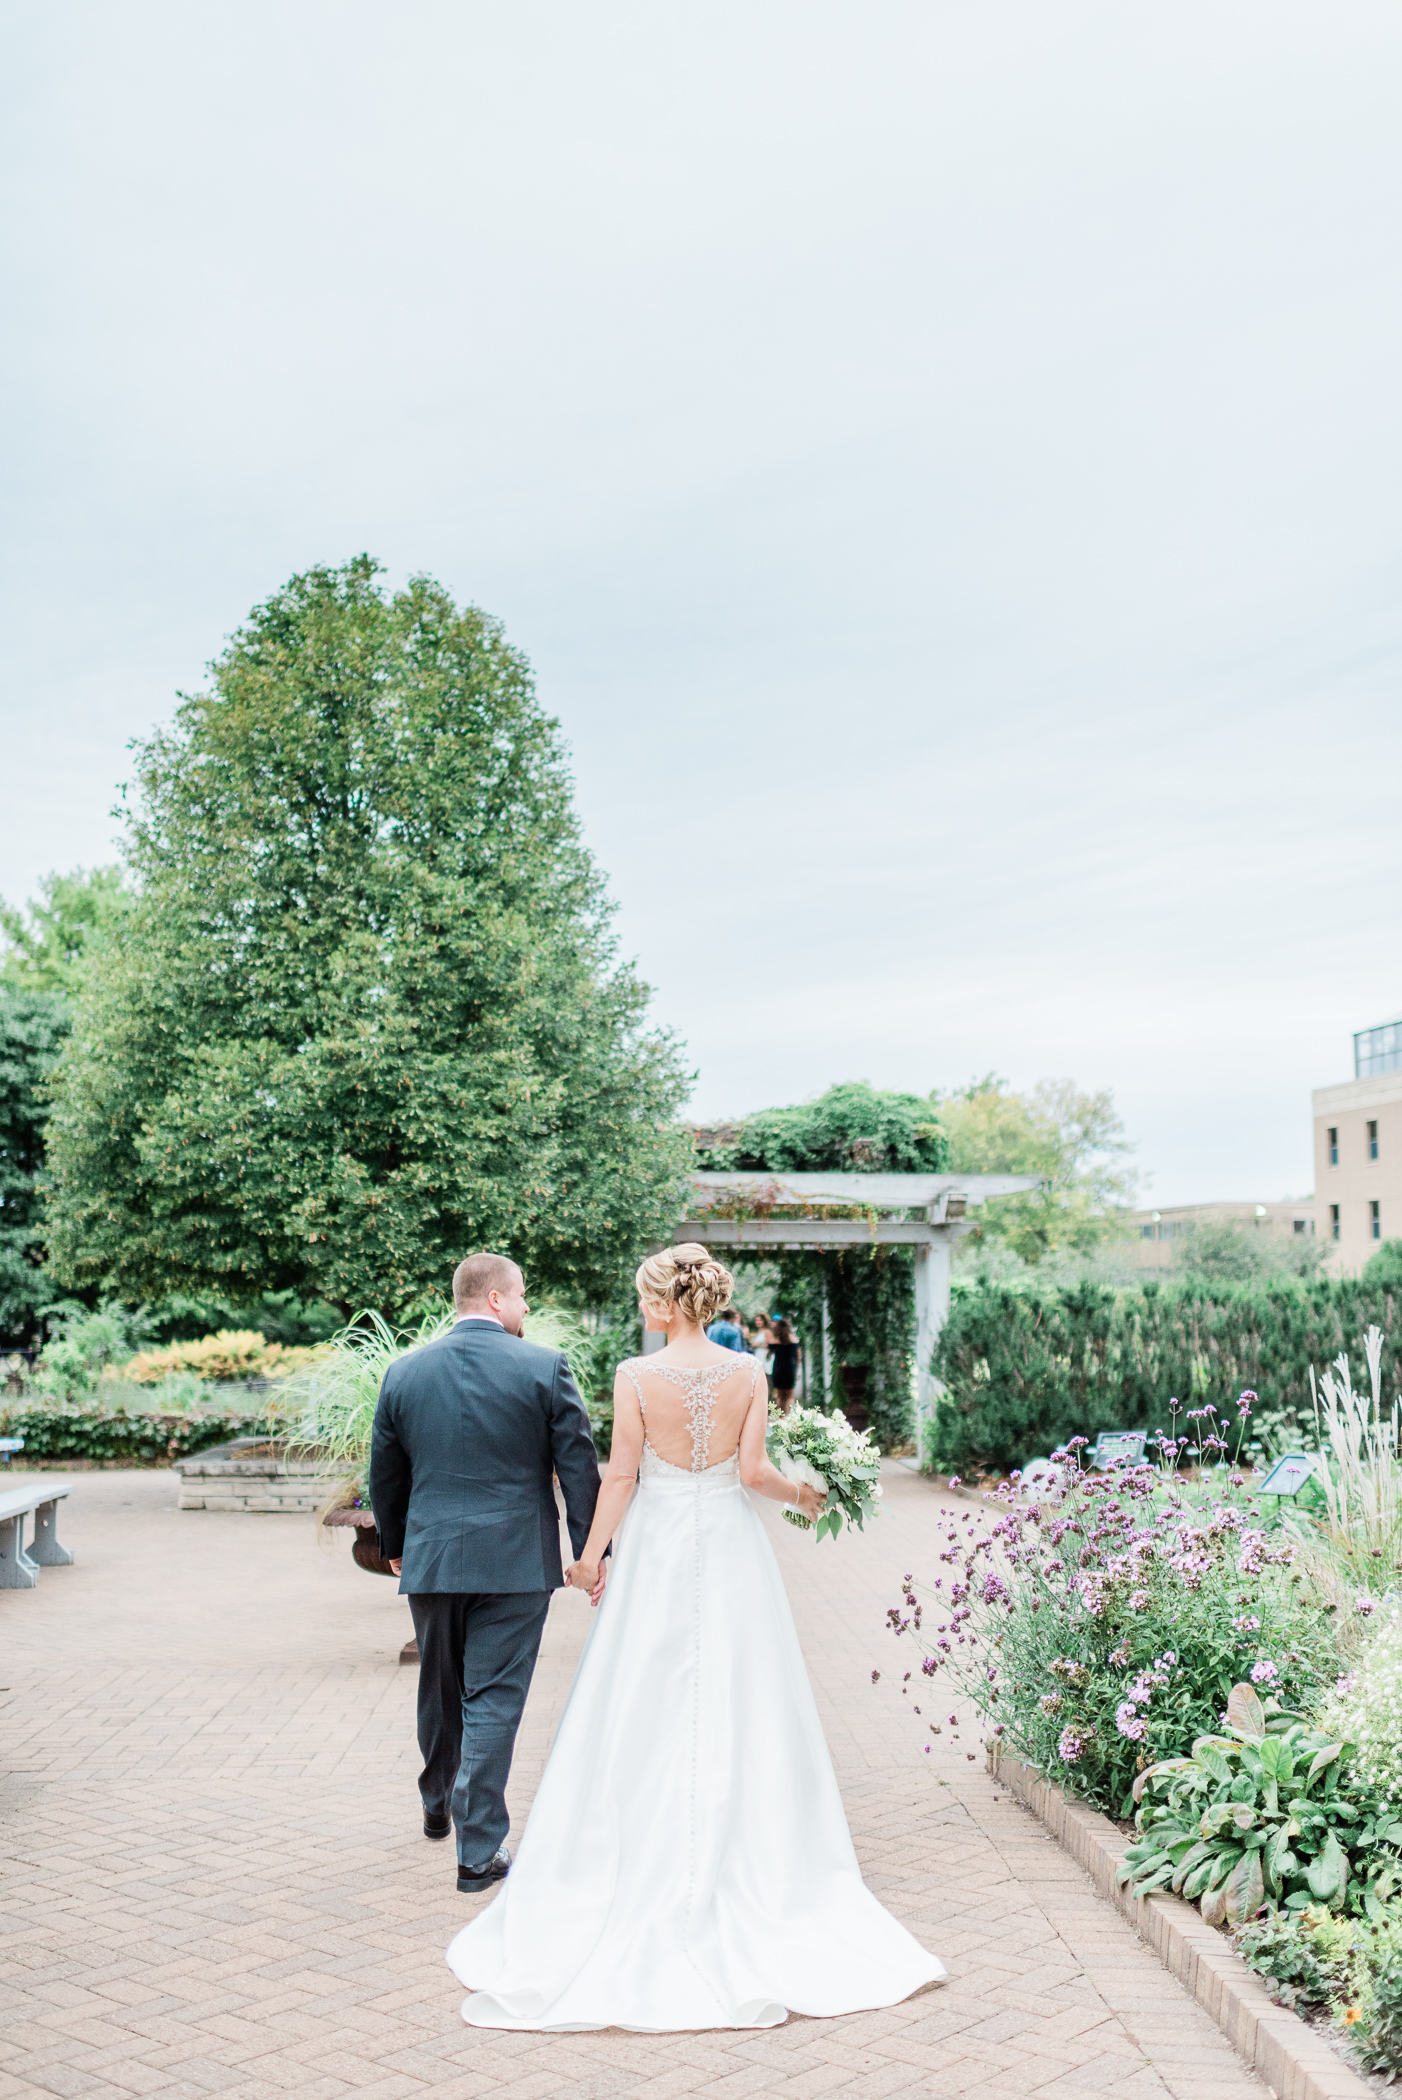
[1313,1018,1402,1274]
[1129,1198,1316,1275]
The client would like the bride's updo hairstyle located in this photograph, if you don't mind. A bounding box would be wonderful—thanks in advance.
[635,1243,734,1329]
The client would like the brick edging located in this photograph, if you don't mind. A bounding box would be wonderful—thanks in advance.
[987,1742,1372,2100]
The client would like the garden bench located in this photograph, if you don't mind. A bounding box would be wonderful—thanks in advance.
[0,1478,76,1588]
[0,1437,23,1464]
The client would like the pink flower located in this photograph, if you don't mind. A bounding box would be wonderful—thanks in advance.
[1115,1702,1147,1741]
[1250,1659,1278,1684]
[1355,1595,1377,1618]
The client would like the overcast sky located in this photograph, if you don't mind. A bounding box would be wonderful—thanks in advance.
[3,1,1399,1207]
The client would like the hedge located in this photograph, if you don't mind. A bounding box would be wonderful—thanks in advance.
[930,1275,1402,1477]
[0,1404,269,1465]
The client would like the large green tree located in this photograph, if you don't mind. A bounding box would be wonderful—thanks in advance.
[940,1074,1136,1261]
[0,985,69,1345]
[45,559,691,1315]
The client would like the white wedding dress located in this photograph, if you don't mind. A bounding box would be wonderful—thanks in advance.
[445,1355,944,2031]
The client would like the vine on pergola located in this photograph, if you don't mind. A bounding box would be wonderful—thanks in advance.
[694,1083,947,1450]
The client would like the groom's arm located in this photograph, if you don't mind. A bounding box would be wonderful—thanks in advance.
[547,1355,602,1563]
[368,1368,412,1562]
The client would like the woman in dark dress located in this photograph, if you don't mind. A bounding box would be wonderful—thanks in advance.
[769,1318,800,1413]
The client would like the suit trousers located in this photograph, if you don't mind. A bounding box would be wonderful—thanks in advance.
[409,1589,552,1868]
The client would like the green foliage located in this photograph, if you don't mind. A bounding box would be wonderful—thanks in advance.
[1179,1218,1329,1284]
[706,1081,948,1174]
[1365,1240,1402,1289]
[0,984,70,1344]
[28,1304,147,1401]
[0,865,132,995]
[139,1289,343,1347]
[43,559,691,1317]
[703,1082,937,1449]
[1236,1900,1402,2076]
[0,1395,268,1463]
[893,1456,1339,1813]
[932,1275,1402,1477]
[943,1076,1135,1261]
[1121,1683,1402,1925]
[281,1299,615,1512]
[1234,1902,1354,2012]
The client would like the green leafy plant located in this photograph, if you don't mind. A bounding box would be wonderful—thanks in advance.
[1236,1901,1402,2080]
[1119,1681,1402,1925]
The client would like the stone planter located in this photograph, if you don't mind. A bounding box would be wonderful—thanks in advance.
[172,1438,343,1513]
[322,1505,418,1663]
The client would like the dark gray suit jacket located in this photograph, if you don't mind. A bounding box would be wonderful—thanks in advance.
[368,1320,601,1595]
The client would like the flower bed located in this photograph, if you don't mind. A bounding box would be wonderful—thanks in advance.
[886,1348,1402,2081]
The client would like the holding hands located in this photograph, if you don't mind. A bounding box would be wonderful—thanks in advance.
[567,1559,607,1607]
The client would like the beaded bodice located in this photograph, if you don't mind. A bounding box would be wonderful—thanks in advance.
[618,1356,756,1485]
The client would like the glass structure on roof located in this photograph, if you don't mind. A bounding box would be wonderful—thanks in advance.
[1355,1020,1402,1078]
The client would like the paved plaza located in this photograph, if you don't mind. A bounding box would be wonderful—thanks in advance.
[0,1464,1263,2099]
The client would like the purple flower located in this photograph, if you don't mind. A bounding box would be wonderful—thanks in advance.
[1355,1595,1377,1618]
[1115,1702,1147,1741]
[1057,1725,1090,1764]
[1249,1658,1278,1684]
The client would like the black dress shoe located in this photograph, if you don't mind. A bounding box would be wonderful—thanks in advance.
[423,1810,451,1841]
[457,1847,511,1891]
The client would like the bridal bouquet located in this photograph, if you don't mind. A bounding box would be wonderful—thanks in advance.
[767,1404,884,1539]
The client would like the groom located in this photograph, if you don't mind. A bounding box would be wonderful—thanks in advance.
[369,1252,602,1890]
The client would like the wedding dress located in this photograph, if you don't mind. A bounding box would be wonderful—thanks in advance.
[445,1355,944,2031]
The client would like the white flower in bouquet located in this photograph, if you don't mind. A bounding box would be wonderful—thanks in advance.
[767,1403,884,1539]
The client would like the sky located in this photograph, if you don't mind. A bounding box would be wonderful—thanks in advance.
[2,1,1399,1208]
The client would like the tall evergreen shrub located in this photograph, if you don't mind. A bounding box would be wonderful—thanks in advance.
[932,1276,1402,1475]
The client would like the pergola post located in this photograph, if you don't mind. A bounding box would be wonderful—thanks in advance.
[913,1235,952,1468]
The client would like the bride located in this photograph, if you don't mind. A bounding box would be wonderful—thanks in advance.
[446,1243,945,2032]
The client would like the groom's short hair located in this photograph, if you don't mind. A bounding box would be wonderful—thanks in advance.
[453,1251,521,1311]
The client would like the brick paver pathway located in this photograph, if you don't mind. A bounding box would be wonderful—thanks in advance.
[0,1465,1262,2098]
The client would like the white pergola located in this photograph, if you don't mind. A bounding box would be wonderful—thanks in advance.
[656,1170,1042,1454]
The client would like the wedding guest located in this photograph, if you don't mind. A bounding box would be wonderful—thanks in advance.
[769,1319,800,1413]
[705,1305,747,1352]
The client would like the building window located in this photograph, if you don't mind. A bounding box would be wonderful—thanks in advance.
[1369,1119,1379,1161]
[1139,1224,1156,1240]
[1356,1019,1402,1077]
[1293,1219,1315,1236]
[1331,1204,1340,1241]
[1371,1200,1381,1242]
[1328,1126,1339,1167]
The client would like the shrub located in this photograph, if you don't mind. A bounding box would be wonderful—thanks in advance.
[1236,1902,1402,2079]
[931,1275,1402,1476]
[0,1398,267,1464]
[1119,1682,1402,1924]
[119,1329,328,1385]
[886,1446,1341,1814]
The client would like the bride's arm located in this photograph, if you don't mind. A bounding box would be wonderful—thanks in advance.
[565,1367,645,1597]
[738,1375,824,1520]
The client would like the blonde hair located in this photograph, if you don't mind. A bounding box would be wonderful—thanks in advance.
[634,1243,734,1329]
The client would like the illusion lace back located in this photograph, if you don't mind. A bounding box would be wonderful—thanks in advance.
[620,1356,751,1484]
[446,1350,944,2032]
